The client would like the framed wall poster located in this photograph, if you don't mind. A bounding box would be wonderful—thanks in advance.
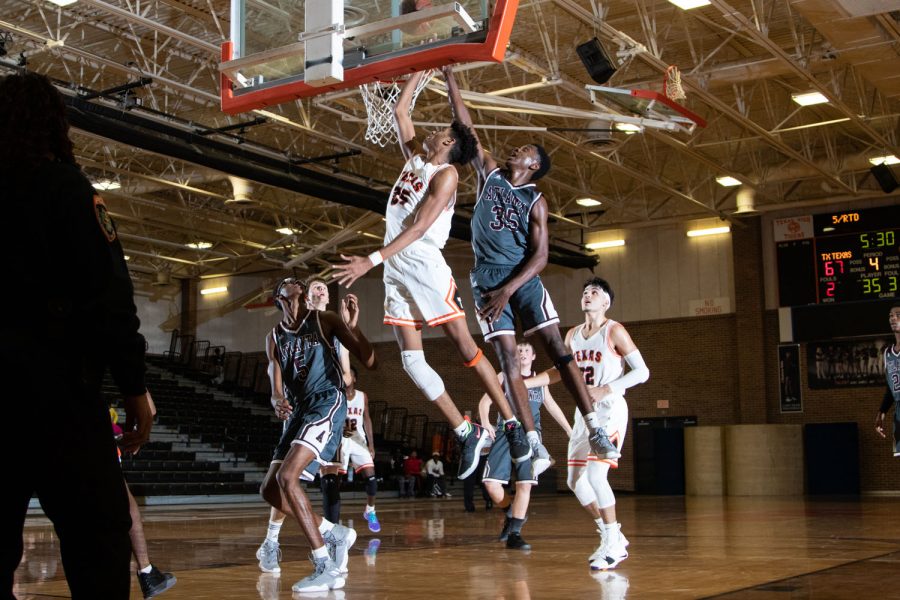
[806,337,890,390]
[779,344,803,413]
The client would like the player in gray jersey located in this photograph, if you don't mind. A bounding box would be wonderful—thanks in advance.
[444,66,620,469]
[875,302,900,457]
[478,341,571,550]
[259,277,376,593]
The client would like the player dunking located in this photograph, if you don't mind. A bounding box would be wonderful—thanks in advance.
[259,277,376,593]
[333,70,534,478]
[528,278,649,570]
[478,341,572,550]
[443,67,620,471]
[875,302,900,457]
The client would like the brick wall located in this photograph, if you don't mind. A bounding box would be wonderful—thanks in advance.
[356,309,900,493]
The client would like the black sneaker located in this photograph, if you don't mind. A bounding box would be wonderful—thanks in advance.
[458,422,490,479]
[138,566,177,599]
[505,422,532,464]
[506,532,532,551]
[498,515,512,542]
[588,428,621,460]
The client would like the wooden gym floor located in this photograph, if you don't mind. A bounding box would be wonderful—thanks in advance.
[14,494,900,599]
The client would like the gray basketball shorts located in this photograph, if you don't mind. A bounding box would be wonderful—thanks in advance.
[894,406,900,457]
[482,425,537,486]
[470,264,559,341]
[273,388,347,480]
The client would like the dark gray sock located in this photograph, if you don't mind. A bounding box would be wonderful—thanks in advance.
[509,517,526,535]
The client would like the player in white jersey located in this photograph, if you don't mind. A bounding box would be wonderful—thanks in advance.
[333,70,534,481]
[338,366,382,532]
[527,278,649,570]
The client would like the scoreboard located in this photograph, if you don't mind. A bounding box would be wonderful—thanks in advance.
[776,205,899,306]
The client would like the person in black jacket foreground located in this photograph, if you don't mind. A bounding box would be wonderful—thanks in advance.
[0,71,153,600]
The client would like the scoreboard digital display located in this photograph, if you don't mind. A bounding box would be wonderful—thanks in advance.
[776,205,899,306]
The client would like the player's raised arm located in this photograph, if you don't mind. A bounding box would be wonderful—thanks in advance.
[441,66,495,178]
[332,168,458,288]
[393,70,428,161]
[325,294,377,369]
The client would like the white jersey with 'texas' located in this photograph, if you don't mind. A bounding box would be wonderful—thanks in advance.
[345,389,368,445]
[384,154,456,252]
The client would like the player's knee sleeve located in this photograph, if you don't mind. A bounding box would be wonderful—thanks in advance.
[587,461,615,509]
[401,350,445,401]
[554,353,574,369]
[572,471,596,506]
[463,348,483,367]
[366,476,378,497]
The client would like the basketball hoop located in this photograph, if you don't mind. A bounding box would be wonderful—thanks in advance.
[359,70,434,147]
[664,65,687,102]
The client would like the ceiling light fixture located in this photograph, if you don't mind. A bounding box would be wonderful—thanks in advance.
[186,241,213,249]
[615,123,642,134]
[791,91,829,106]
[200,286,228,296]
[276,227,300,235]
[47,0,79,6]
[715,176,741,187]
[123,255,131,261]
[868,155,899,166]
[585,239,625,250]
[667,0,711,9]
[687,226,731,238]
[92,179,121,191]
[576,198,602,207]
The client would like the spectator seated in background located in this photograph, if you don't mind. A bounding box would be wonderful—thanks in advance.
[425,452,450,498]
[401,450,423,498]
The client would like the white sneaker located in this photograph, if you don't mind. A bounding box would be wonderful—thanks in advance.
[590,524,629,570]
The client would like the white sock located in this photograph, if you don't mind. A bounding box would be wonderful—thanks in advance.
[504,417,517,426]
[453,421,471,438]
[585,411,601,429]
[139,564,153,574]
[266,519,283,543]
[311,546,329,560]
[318,519,334,535]
[365,504,375,514]
[526,431,541,445]
[594,517,604,531]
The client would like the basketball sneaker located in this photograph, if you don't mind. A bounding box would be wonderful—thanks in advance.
[505,532,532,551]
[588,428,621,460]
[498,515,512,542]
[255,539,281,573]
[531,438,553,477]
[505,422,532,464]
[291,555,345,593]
[137,565,177,599]
[458,422,490,479]
[324,523,357,574]
[364,508,381,533]
[590,524,629,570]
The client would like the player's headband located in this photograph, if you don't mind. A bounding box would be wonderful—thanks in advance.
[585,285,611,306]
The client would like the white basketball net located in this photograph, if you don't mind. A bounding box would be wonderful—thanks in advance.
[664,65,687,102]
[359,70,434,147]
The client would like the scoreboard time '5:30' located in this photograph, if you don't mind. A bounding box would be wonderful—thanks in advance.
[776,205,899,306]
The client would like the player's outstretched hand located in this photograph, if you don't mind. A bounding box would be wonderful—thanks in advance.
[341,294,361,329]
[332,254,372,288]
[876,412,887,438]
[477,287,512,324]
[121,392,154,455]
